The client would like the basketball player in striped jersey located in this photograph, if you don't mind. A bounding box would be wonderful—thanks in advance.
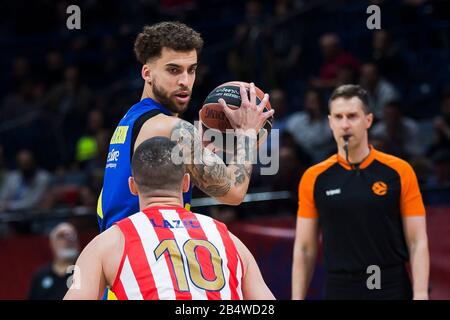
[64,137,274,300]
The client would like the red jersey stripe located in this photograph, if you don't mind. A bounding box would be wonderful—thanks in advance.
[115,217,159,299]
[113,279,128,300]
[177,208,222,300]
[143,208,193,300]
[214,220,241,300]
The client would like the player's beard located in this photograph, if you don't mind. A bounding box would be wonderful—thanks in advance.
[152,79,190,115]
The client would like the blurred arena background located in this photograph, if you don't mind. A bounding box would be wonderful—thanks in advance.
[0,0,449,299]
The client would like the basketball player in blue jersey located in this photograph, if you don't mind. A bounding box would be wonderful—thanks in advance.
[98,22,274,232]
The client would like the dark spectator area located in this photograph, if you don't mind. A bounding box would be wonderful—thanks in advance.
[1,0,450,301]
[0,0,449,236]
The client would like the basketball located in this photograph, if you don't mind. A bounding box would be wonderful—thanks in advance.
[199,81,273,150]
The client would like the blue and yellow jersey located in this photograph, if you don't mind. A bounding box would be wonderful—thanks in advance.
[97,97,193,232]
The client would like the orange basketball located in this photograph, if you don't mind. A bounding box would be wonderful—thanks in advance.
[199,81,273,150]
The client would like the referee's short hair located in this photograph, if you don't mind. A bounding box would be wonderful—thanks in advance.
[131,136,185,193]
[329,84,371,114]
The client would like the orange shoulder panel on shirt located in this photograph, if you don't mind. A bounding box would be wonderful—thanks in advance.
[297,155,337,218]
[374,150,426,217]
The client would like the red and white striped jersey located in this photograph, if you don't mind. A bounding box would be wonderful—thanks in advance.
[111,206,244,300]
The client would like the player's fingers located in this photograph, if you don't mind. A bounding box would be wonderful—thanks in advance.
[198,110,203,126]
[197,110,203,135]
[219,98,234,119]
[239,83,249,107]
[257,93,270,112]
[261,109,275,119]
[249,82,256,107]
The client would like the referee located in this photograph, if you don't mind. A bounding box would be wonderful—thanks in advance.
[291,85,430,300]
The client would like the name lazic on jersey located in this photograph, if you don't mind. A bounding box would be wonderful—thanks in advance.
[149,218,201,229]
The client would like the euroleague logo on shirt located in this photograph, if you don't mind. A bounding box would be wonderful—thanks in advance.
[372,181,388,196]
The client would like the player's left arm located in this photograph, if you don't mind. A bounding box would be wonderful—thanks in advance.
[400,161,430,300]
[63,234,107,300]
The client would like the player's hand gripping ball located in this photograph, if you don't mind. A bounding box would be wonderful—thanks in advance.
[199,81,273,153]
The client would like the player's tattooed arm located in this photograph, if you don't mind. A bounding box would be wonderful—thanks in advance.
[170,120,255,205]
[229,130,255,186]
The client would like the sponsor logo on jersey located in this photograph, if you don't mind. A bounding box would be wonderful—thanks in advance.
[110,126,129,144]
[326,188,341,196]
[106,149,120,169]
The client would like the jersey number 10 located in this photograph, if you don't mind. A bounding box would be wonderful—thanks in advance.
[154,239,225,292]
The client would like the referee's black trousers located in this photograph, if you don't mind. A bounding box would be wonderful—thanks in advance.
[324,264,413,300]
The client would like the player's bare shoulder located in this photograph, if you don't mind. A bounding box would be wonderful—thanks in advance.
[134,113,181,151]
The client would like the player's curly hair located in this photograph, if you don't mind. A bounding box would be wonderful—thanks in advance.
[134,21,204,64]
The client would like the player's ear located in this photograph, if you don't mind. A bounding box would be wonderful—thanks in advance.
[128,177,138,196]
[182,173,190,193]
[141,64,152,84]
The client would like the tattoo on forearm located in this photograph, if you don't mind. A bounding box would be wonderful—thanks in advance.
[170,120,254,198]
[234,164,252,185]
[171,121,231,197]
[232,132,254,186]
